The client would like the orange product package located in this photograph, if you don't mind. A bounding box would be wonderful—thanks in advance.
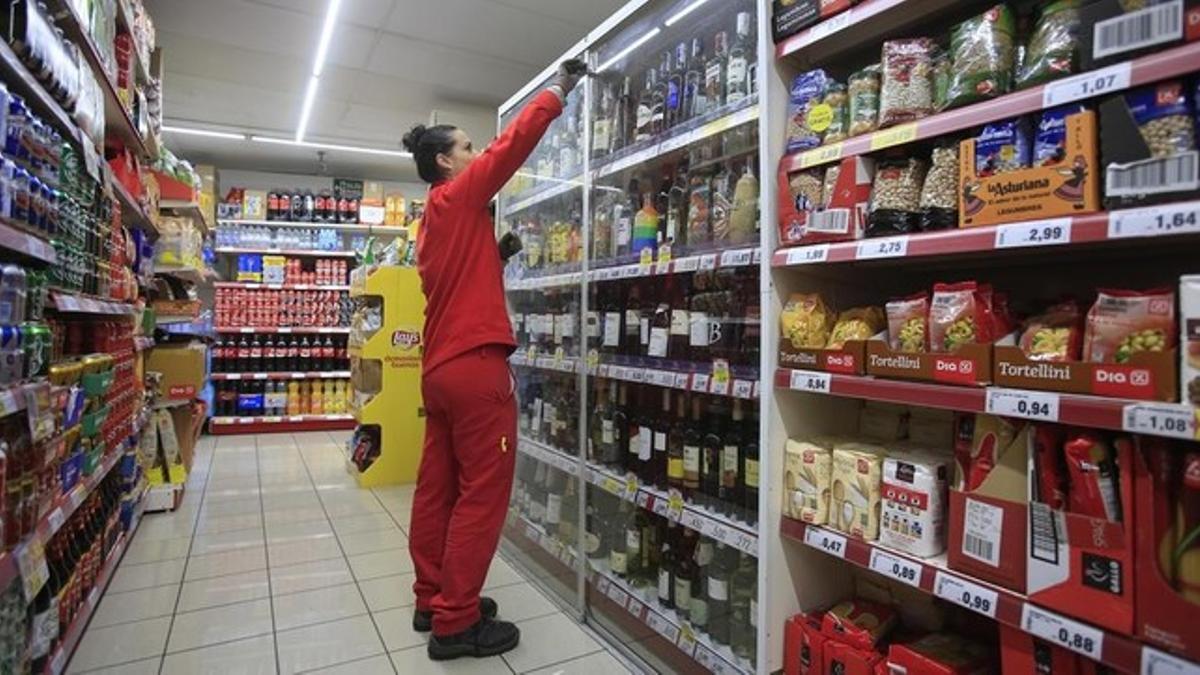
[820,599,898,651]
[885,292,929,353]
[1082,288,1176,364]
[929,282,996,353]
[1018,300,1084,362]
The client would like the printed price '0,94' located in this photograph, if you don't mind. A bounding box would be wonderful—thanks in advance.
[985,388,1060,422]
[789,370,832,394]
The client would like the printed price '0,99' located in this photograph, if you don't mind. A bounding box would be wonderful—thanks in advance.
[933,571,999,619]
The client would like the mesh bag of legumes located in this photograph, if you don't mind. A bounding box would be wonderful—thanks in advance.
[879,38,936,127]
[945,4,1016,109]
[1082,287,1176,363]
[929,282,996,353]
[1017,0,1081,88]
[867,156,928,237]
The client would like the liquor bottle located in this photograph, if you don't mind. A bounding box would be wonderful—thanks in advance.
[648,293,670,360]
[636,70,656,143]
[686,38,707,118]
[544,468,564,538]
[630,389,654,481]
[638,511,661,589]
[684,397,703,501]
[718,399,745,517]
[632,188,659,262]
[529,461,547,524]
[740,275,762,369]
[705,32,728,111]
[710,162,734,244]
[730,552,757,659]
[586,498,609,562]
[667,393,688,493]
[559,477,579,546]
[614,76,635,151]
[613,501,633,579]
[707,542,734,645]
[657,520,678,609]
[726,12,753,104]
[666,43,687,129]
[674,528,698,621]
[701,401,724,509]
[613,185,634,259]
[592,192,613,261]
[690,537,714,633]
[593,78,614,159]
[688,168,712,248]
[730,158,759,245]
[743,409,760,525]
[651,389,671,489]
[668,274,691,358]
[652,54,668,135]
[667,162,690,252]
[614,383,631,466]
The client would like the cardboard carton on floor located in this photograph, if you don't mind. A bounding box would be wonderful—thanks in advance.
[146,342,206,400]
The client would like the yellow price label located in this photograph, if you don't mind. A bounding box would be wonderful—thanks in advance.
[603,477,623,495]
[625,472,639,497]
[657,244,672,265]
[799,142,843,169]
[554,347,565,366]
[639,248,654,267]
[586,349,600,370]
[807,103,834,133]
[711,358,731,385]
[870,123,919,151]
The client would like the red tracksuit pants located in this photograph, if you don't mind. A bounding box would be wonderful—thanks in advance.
[409,344,517,635]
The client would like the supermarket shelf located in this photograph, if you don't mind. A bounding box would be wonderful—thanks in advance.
[0,39,83,161]
[778,518,1196,674]
[111,179,156,235]
[213,282,351,291]
[51,292,136,316]
[775,367,1200,442]
[160,200,210,233]
[154,266,210,284]
[215,326,351,335]
[155,315,201,326]
[506,174,584,214]
[592,96,760,180]
[508,247,761,291]
[209,414,356,435]
[114,0,151,85]
[48,494,144,675]
[211,371,352,381]
[518,437,758,557]
[772,202,1200,267]
[775,0,956,63]
[0,218,57,264]
[218,218,404,236]
[509,350,761,400]
[214,246,358,258]
[781,41,1200,173]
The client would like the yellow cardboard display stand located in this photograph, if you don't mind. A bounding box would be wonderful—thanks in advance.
[349,266,426,487]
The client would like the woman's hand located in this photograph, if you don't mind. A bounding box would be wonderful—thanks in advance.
[552,59,588,97]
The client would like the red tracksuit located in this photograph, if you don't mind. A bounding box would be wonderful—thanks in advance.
[411,89,563,636]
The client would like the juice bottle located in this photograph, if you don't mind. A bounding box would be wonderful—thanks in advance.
[311,379,324,415]
[286,381,300,415]
[325,380,339,413]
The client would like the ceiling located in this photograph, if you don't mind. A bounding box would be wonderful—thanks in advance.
[147,0,626,181]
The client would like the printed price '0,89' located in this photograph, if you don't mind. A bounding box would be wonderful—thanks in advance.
[869,548,921,587]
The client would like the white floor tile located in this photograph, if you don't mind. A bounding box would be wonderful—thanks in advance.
[390,643,510,674]
[270,556,355,595]
[166,598,273,653]
[177,568,271,613]
[268,533,343,567]
[199,496,263,518]
[303,654,395,675]
[272,582,368,631]
[67,616,171,672]
[336,528,407,556]
[276,615,386,675]
[357,573,415,612]
[90,584,180,628]
[184,546,268,582]
[371,606,427,652]
[107,558,186,593]
[484,557,526,590]
[501,614,603,674]
[348,548,414,581]
[195,511,263,535]
[525,650,633,675]
[159,634,276,675]
[262,505,328,527]
[486,582,559,623]
[266,517,335,544]
[189,525,265,556]
[67,655,161,675]
[122,535,192,565]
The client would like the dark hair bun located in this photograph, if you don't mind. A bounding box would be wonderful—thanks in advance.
[402,124,427,153]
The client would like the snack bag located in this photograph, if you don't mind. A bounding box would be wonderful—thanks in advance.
[827,306,885,349]
[781,293,836,349]
[820,599,898,650]
[823,82,851,144]
[1123,80,1197,159]
[886,293,929,353]
[929,282,996,353]
[1018,300,1084,362]
[1082,287,1176,363]
[1063,432,1122,522]
[945,4,1017,109]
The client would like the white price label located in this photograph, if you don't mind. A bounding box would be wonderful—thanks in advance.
[277,327,293,333]
[699,254,718,270]
[677,625,698,656]
[856,236,908,260]
[626,597,646,619]
[606,582,629,608]
[682,509,707,533]
[673,373,691,389]
[986,388,1060,422]
[622,265,640,279]
[1142,646,1200,675]
[646,611,680,642]
[526,524,540,542]
[47,507,65,534]
[651,495,671,518]
[1124,403,1198,440]
[785,244,830,265]
[1021,604,1105,660]
[635,491,651,509]
[804,527,847,558]
[933,572,999,618]
[709,377,730,396]
[694,645,718,670]
[596,577,611,594]
[719,248,754,267]
[869,548,922,587]
[994,218,1072,248]
[692,374,711,392]
[808,8,854,40]
[1043,61,1132,107]
[732,528,757,556]
[1109,201,1200,239]
[252,373,268,380]
[674,256,700,273]
[732,380,754,399]
[789,369,832,394]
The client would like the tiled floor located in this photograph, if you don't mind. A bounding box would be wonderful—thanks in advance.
[67,432,638,675]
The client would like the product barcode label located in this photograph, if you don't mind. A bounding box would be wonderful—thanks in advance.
[1022,604,1105,660]
[789,369,831,394]
[1141,645,1200,675]
[804,527,847,558]
[961,498,1004,567]
[1109,201,1200,239]
[1094,0,1182,59]
[1029,502,1063,565]
[1107,151,1200,196]
[856,236,908,260]
[994,218,1072,248]
[868,548,922,587]
[934,571,999,618]
[1043,61,1132,107]
[785,244,830,265]
[808,209,851,234]
[985,388,1060,422]
[1123,403,1198,440]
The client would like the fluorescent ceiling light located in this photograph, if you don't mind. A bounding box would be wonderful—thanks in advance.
[294,75,321,142]
[251,135,412,158]
[597,27,662,72]
[312,0,343,77]
[162,125,245,140]
[665,0,710,26]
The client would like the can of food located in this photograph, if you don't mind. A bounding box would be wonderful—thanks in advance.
[22,322,50,377]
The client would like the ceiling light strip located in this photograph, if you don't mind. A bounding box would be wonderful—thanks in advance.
[665,0,711,26]
[294,75,321,143]
[597,27,662,73]
[251,135,411,158]
[312,0,343,77]
[162,125,245,140]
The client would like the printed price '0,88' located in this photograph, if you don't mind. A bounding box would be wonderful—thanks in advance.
[1021,604,1104,660]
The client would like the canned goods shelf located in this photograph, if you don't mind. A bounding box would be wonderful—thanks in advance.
[214,246,358,258]
[51,292,136,316]
[209,414,356,435]
[210,371,352,381]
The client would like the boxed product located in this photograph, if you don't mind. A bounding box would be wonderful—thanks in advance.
[1182,275,1200,405]
[821,599,897,650]
[1080,0,1200,70]
[145,342,206,400]
[785,437,834,524]
[959,110,1100,228]
[783,611,828,675]
[1100,80,1199,208]
[778,156,875,248]
[879,449,950,558]
[909,407,955,448]
[858,401,908,441]
[772,0,856,43]
[998,624,1082,675]
[262,255,286,285]
[888,633,993,675]
[824,640,885,675]
[242,189,267,221]
[1134,436,1200,660]
[831,442,884,539]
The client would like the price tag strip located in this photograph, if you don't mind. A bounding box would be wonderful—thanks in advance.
[1110,201,1200,239]
[646,610,681,643]
[986,388,1061,422]
[1043,61,1132,108]
[933,571,999,619]
[789,369,832,394]
[1123,403,1198,440]
[803,526,847,558]
[994,218,1073,249]
[785,244,830,265]
[1021,604,1105,661]
[868,548,922,587]
[1141,645,1200,675]
[856,236,909,260]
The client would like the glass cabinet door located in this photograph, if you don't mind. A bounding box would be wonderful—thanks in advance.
[580,1,761,672]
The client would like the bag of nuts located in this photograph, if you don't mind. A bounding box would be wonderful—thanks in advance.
[919,141,960,231]
[1082,287,1176,363]
[868,156,928,237]
[822,82,851,144]
[848,65,881,137]
[1123,81,1197,159]
[879,38,936,128]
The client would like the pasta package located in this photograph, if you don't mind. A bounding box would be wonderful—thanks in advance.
[785,437,836,524]
[886,293,929,353]
[1082,287,1176,363]
[781,293,836,349]
[827,306,885,349]
[929,282,996,353]
[880,449,950,558]
[821,599,898,651]
[831,442,885,539]
[1018,300,1084,362]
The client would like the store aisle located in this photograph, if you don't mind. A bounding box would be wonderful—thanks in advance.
[65,432,637,675]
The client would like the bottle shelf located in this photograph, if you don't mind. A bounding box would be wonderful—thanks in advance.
[518,437,758,557]
[772,201,1200,267]
[507,246,762,291]
[218,219,404,236]
[50,293,136,316]
[780,41,1200,174]
[213,282,351,291]
[779,518,1199,674]
[214,246,358,259]
[215,327,351,335]
[209,414,356,435]
[510,351,760,400]
[160,200,209,233]
[775,367,1200,443]
[505,174,584,214]
[211,371,351,381]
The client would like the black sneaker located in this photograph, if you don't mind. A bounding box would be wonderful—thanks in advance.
[427,616,520,660]
[412,597,498,632]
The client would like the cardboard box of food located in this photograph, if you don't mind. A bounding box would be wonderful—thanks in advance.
[1080,0,1200,70]
[146,343,206,400]
[783,612,828,675]
[993,334,1178,402]
[778,156,873,247]
[958,112,1100,228]
[998,624,1082,674]
[865,337,992,386]
[1100,82,1200,209]
[780,339,867,374]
